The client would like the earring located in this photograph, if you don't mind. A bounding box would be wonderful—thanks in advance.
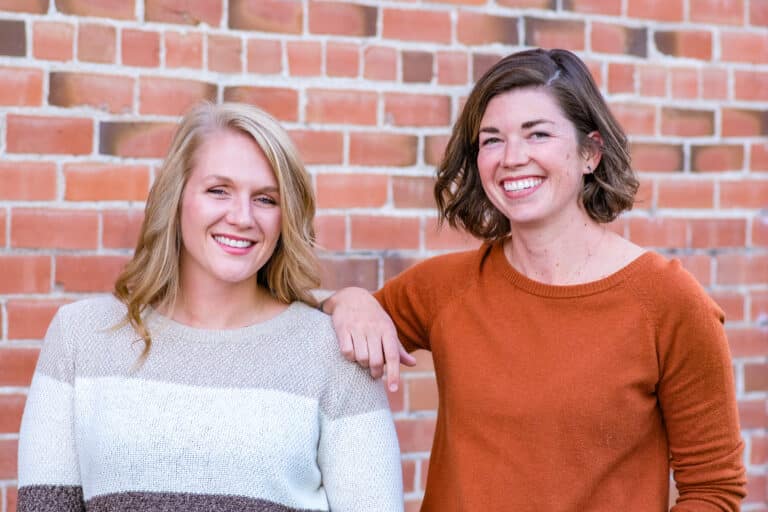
[586,165,592,173]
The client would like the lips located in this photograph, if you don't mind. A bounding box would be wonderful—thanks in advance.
[212,234,255,249]
[502,177,544,192]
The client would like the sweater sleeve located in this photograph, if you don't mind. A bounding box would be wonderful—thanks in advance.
[317,356,403,512]
[653,265,746,511]
[17,306,86,512]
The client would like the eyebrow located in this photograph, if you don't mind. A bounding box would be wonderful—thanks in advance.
[203,175,280,194]
[478,118,555,134]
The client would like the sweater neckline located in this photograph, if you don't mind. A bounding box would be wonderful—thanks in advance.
[489,242,656,298]
[145,301,301,343]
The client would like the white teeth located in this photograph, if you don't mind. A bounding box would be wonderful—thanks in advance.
[503,178,543,192]
[214,235,254,248]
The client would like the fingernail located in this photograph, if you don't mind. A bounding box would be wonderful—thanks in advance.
[389,383,398,392]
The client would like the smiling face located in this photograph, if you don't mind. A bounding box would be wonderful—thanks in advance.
[477,87,600,230]
[179,128,282,294]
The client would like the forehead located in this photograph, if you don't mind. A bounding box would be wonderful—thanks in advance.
[480,87,567,124]
[190,129,276,181]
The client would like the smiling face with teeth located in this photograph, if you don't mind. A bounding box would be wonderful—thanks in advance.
[179,128,282,294]
[476,87,601,231]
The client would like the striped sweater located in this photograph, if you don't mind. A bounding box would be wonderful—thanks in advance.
[17,296,403,512]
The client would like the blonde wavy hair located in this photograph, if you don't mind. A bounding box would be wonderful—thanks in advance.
[114,102,321,357]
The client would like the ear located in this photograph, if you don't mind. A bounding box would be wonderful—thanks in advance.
[582,131,603,175]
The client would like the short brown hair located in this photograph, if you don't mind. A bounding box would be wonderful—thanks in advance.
[435,48,638,240]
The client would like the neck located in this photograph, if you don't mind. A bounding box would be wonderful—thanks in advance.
[504,213,609,285]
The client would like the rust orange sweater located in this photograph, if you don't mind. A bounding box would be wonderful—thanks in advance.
[376,243,745,511]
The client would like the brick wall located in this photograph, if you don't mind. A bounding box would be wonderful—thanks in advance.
[0,0,766,510]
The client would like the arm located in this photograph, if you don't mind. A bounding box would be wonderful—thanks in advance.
[321,287,416,392]
[657,283,746,510]
[17,308,86,512]
[317,356,404,511]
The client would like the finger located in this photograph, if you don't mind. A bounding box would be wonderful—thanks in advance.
[337,331,355,362]
[383,335,403,392]
[399,345,418,367]
[367,337,384,380]
[353,331,369,368]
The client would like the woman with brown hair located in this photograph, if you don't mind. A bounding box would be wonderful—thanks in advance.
[322,48,746,511]
[17,102,403,512]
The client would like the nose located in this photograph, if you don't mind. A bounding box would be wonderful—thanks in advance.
[226,195,255,228]
[502,136,529,168]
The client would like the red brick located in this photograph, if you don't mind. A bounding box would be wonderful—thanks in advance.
[721,31,768,64]
[6,485,17,512]
[363,46,396,81]
[0,394,25,433]
[656,180,713,208]
[677,254,711,286]
[0,439,18,479]
[64,163,150,201]
[0,348,39,386]
[383,256,421,282]
[306,89,378,125]
[401,459,416,493]
[437,51,467,85]
[385,93,451,127]
[425,218,481,251]
[164,31,203,68]
[661,108,714,137]
[7,299,67,340]
[709,291,744,322]
[628,0,683,21]
[409,377,438,411]
[403,349,435,374]
[739,399,767,430]
[0,0,48,13]
[524,18,585,50]
[288,129,343,164]
[654,30,712,60]
[77,23,116,63]
[57,0,133,19]
[609,103,655,136]
[752,142,768,172]
[318,257,378,290]
[246,38,282,74]
[224,86,298,122]
[326,42,359,78]
[752,0,768,25]
[716,253,768,285]
[122,29,160,67]
[472,53,503,82]
[393,176,436,208]
[0,208,5,246]
[727,328,768,358]
[140,76,216,116]
[689,219,746,248]
[425,134,450,166]
[751,435,768,465]
[55,255,130,292]
[314,215,345,252]
[701,68,728,100]
[349,132,417,166]
[608,62,635,94]
[99,121,177,158]
[563,0,621,14]
[405,499,422,512]
[591,23,647,57]
[497,0,553,6]
[755,213,768,247]
[0,162,56,200]
[386,383,404,414]
[745,363,768,392]
[350,216,419,250]
[638,64,667,97]
[395,418,436,452]
[145,0,222,26]
[287,41,322,76]
[103,209,144,249]
[382,8,451,44]
[691,145,744,172]
[630,143,683,172]
[309,1,377,36]
[458,12,518,46]
[627,217,687,248]
[633,178,654,211]
[745,473,767,504]
[33,21,74,61]
[7,114,92,155]
[584,59,603,89]
[752,290,768,321]
[207,34,241,72]
[735,70,768,101]
[0,67,42,106]
[402,51,433,83]
[670,67,699,99]
[722,109,767,137]
[49,72,134,114]
[11,209,98,250]
[0,19,25,56]
[720,181,768,208]
[690,0,744,24]
[316,174,388,208]
[229,0,302,34]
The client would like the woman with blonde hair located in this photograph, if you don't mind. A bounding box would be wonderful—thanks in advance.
[17,102,403,512]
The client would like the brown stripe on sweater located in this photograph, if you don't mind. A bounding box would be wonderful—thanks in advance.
[86,491,326,511]
[17,485,85,512]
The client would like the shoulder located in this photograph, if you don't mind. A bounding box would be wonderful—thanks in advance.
[279,301,339,354]
[54,295,128,334]
[384,244,491,294]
